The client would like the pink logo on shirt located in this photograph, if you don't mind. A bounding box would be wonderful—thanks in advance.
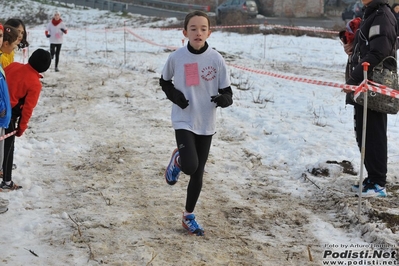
[201,66,217,81]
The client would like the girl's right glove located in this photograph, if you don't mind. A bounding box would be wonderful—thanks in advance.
[160,77,189,109]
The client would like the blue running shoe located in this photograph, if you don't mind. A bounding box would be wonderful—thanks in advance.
[165,148,181,185]
[182,213,204,236]
[351,178,370,192]
[356,182,387,198]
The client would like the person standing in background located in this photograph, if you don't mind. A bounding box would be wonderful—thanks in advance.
[342,0,397,197]
[0,25,19,69]
[391,3,399,21]
[2,19,30,175]
[391,3,399,47]
[45,11,67,72]
[0,49,51,191]
[0,23,13,196]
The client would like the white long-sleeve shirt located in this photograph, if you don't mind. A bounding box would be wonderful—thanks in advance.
[46,19,67,44]
[162,45,230,135]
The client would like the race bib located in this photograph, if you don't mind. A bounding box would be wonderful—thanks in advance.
[184,63,200,86]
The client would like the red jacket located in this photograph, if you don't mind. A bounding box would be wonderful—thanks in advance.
[5,62,42,135]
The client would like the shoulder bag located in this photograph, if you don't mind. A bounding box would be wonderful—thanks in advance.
[354,56,399,114]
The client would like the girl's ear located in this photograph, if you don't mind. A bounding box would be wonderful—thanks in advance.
[183,29,188,38]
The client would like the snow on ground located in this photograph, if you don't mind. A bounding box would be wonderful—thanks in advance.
[0,1,398,265]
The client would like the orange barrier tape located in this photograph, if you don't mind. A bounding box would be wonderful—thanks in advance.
[124,28,178,50]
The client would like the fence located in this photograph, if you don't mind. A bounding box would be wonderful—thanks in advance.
[50,0,210,12]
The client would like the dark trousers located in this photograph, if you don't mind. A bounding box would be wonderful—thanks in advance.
[354,104,387,186]
[2,118,17,182]
[175,129,212,213]
[50,43,62,68]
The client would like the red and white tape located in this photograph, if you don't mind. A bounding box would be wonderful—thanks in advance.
[99,26,398,100]
[354,79,399,99]
[123,27,399,99]
[176,23,338,34]
[264,24,338,35]
[229,63,399,99]
[0,130,16,141]
[125,28,179,50]
[228,63,357,91]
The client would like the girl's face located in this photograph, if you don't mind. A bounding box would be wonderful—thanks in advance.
[183,15,211,51]
[2,39,18,54]
[0,30,3,49]
[54,13,60,21]
[15,24,24,45]
[394,6,399,14]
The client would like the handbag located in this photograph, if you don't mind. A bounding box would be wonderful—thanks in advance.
[354,56,399,114]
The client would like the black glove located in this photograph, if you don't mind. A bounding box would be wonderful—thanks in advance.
[211,87,233,108]
[0,109,5,118]
[46,34,51,38]
[160,77,189,109]
[339,30,347,44]
[61,28,66,34]
[174,92,189,109]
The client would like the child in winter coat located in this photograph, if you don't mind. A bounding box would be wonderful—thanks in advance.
[0,49,51,191]
[45,10,67,72]
[339,17,362,45]
[339,17,362,81]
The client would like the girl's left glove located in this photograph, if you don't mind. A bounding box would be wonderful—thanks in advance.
[211,87,233,108]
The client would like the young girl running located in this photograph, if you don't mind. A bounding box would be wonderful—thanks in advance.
[45,10,67,72]
[160,11,233,236]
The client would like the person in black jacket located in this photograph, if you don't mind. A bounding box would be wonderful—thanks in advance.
[391,3,399,23]
[342,0,397,197]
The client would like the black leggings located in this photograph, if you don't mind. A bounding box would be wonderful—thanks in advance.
[175,129,212,213]
[2,118,17,182]
[50,43,62,68]
[354,104,387,186]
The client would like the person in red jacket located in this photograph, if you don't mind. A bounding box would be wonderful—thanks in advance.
[0,48,51,191]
